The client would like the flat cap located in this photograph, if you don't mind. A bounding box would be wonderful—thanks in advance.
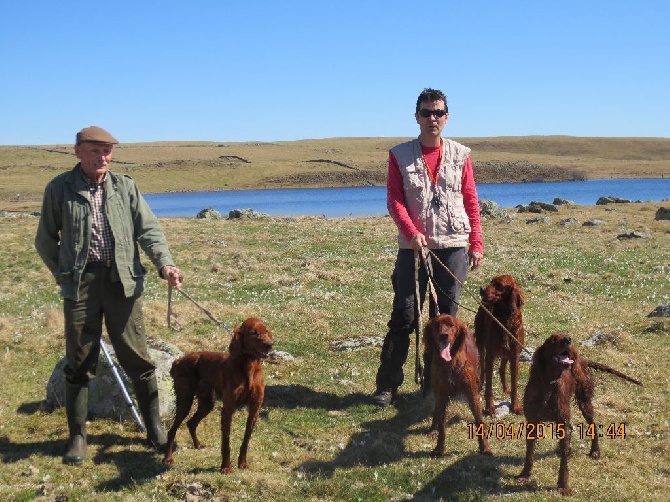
[76,126,119,145]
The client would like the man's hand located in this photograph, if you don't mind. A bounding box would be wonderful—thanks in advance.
[468,250,483,270]
[161,265,184,288]
[409,233,428,252]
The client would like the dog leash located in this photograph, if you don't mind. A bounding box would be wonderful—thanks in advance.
[419,248,441,316]
[414,251,424,386]
[424,247,533,357]
[167,285,235,335]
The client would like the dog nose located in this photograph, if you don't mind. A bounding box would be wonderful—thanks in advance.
[563,337,572,345]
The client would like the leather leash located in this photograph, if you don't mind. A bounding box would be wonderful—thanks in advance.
[423,247,533,357]
[167,286,234,335]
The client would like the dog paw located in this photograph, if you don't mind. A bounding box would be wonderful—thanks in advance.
[220,465,233,474]
[512,405,524,415]
[590,449,600,460]
[429,449,444,458]
[515,475,531,485]
[558,487,572,496]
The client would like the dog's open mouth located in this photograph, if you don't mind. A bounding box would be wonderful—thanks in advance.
[439,341,452,362]
[554,351,574,367]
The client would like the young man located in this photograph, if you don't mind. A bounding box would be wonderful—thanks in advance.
[373,89,484,406]
[35,126,184,464]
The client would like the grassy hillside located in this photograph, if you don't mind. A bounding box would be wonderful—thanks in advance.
[1,136,669,212]
[0,200,668,501]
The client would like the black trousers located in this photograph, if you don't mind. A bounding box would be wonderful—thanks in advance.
[63,266,156,385]
[375,247,468,392]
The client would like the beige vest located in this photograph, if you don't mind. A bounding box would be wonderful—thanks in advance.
[391,137,472,249]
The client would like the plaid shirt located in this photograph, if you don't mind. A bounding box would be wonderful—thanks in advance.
[84,172,114,262]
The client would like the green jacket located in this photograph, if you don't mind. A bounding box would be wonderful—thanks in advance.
[35,164,175,301]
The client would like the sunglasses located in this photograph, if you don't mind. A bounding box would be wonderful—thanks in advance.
[418,108,448,118]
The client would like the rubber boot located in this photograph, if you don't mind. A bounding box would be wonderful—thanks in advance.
[133,375,167,449]
[63,382,88,465]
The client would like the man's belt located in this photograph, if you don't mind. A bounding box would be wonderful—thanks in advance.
[84,259,113,270]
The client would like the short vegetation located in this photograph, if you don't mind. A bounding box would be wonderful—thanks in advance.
[0,197,668,501]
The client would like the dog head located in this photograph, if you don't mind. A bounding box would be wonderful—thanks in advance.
[423,314,469,363]
[533,333,577,369]
[479,274,525,313]
[229,317,274,359]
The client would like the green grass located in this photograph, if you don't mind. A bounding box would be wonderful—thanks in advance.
[0,200,669,501]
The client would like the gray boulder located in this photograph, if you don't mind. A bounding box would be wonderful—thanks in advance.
[228,208,270,219]
[648,303,670,318]
[43,338,182,424]
[596,196,631,205]
[655,207,670,221]
[478,199,511,221]
[196,207,224,219]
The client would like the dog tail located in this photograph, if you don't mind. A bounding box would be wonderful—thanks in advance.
[587,360,642,386]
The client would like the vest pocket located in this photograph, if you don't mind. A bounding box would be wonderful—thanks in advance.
[447,204,470,233]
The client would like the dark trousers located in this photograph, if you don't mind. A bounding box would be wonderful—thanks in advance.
[375,247,468,392]
[63,267,156,385]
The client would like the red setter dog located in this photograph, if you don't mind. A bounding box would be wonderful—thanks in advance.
[162,317,274,473]
[474,274,525,416]
[517,332,641,496]
[423,314,492,456]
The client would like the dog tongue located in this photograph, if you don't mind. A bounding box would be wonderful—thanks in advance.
[439,342,452,362]
[557,354,574,365]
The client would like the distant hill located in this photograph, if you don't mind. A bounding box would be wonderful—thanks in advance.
[1,136,668,212]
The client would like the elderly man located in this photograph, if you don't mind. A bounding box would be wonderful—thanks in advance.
[373,89,484,406]
[35,126,184,465]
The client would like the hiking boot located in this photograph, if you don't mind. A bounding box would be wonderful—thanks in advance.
[372,388,396,407]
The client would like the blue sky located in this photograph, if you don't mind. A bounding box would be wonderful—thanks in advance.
[1,0,668,145]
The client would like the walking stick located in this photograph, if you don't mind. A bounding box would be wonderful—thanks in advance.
[100,341,146,432]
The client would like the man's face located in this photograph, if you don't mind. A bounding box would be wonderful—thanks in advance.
[75,142,114,183]
[415,100,449,140]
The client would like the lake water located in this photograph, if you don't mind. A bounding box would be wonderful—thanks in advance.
[145,178,670,218]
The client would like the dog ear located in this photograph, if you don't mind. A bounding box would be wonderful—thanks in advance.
[228,325,242,357]
[515,284,526,309]
[530,340,547,373]
[451,322,468,355]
